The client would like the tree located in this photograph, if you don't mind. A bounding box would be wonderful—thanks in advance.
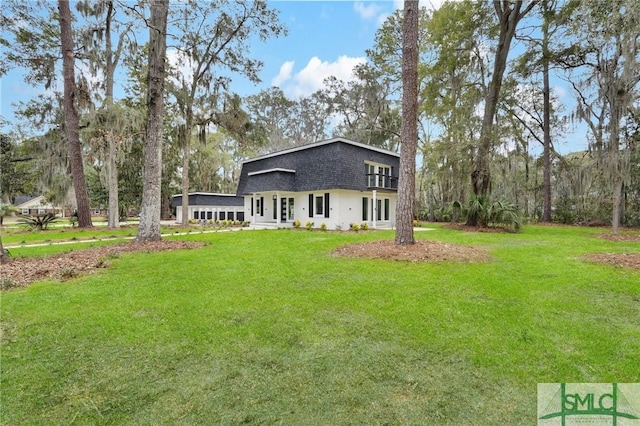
[560,0,640,234]
[166,0,286,226]
[136,0,169,243]
[0,202,20,227]
[320,64,401,151]
[77,0,137,229]
[0,134,37,203]
[58,0,93,228]
[420,1,490,210]
[395,0,419,246]
[470,0,538,207]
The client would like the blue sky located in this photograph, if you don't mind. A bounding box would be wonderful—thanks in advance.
[0,1,406,132]
[1,0,583,153]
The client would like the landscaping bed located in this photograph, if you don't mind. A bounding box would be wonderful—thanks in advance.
[0,240,205,289]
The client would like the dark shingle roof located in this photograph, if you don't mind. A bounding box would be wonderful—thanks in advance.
[236,137,399,195]
[171,193,244,208]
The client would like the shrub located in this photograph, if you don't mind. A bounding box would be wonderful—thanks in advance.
[360,222,369,231]
[293,219,301,228]
[487,200,522,231]
[462,196,522,231]
[412,220,419,227]
[320,223,327,232]
[350,223,360,232]
[19,213,57,230]
[305,221,314,230]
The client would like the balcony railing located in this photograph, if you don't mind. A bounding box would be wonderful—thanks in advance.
[366,173,398,190]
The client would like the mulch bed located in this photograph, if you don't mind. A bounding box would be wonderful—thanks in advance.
[0,240,205,289]
[581,231,640,270]
[581,252,640,270]
[594,233,640,243]
[333,239,491,263]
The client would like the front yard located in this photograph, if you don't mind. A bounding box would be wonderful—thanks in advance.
[1,225,638,424]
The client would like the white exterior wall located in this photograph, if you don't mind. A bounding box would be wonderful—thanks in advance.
[175,206,243,223]
[244,190,396,230]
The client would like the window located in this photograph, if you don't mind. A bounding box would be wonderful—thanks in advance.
[315,195,324,216]
[310,193,330,218]
[256,197,264,216]
[384,198,390,220]
[378,166,391,187]
[22,208,29,215]
[366,162,392,188]
[362,197,369,221]
[288,198,295,220]
[273,197,277,220]
[366,164,376,187]
[377,199,382,221]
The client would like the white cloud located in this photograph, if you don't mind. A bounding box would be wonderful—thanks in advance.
[271,61,295,87]
[354,2,383,20]
[275,55,367,99]
[552,86,567,99]
[166,48,194,86]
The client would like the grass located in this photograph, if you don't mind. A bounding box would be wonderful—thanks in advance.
[1,225,639,424]
[0,225,191,254]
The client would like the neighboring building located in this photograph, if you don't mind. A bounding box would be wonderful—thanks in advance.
[15,195,59,216]
[171,192,245,223]
[15,195,108,218]
[236,137,400,229]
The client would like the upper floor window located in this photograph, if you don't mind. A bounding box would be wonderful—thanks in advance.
[366,162,393,189]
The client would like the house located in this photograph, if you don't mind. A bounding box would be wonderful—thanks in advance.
[236,137,400,229]
[15,195,110,218]
[15,195,60,216]
[171,192,245,223]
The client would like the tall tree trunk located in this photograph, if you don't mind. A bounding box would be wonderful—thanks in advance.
[395,0,418,246]
[181,140,190,225]
[136,0,169,243]
[58,0,93,228]
[180,118,192,226]
[105,0,120,229]
[541,0,552,222]
[0,236,8,265]
[612,177,623,234]
[107,133,119,227]
[468,0,536,225]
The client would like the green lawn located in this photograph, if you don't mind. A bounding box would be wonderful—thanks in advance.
[1,225,638,424]
[1,224,182,249]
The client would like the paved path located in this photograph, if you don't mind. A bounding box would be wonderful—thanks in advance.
[4,225,433,249]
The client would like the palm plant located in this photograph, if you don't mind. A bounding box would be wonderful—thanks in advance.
[19,212,58,230]
[0,202,20,226]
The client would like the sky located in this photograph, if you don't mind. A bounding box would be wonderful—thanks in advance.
[0,1,407,132]
[0,0,582,153]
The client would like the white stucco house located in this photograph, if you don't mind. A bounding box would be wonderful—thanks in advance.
[235,137,400,229]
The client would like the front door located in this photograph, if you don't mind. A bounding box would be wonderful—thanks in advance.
[280,197,294,222]
[280,197,287,222]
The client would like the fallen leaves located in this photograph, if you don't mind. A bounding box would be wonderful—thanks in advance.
[0,240,205,289]
[333,239,491,263]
